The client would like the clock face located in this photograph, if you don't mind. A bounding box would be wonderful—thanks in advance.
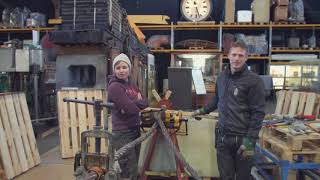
[181,0,212,22]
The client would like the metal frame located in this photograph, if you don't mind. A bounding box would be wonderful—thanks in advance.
[255,144,320,180]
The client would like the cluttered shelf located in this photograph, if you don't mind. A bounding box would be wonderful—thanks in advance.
[271,48,320,53]
[0,27,56,33]
[222,55,270,60]
[138,23,320,30]
[150,48,220,53]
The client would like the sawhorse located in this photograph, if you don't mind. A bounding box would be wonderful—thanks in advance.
[140,128,188,180]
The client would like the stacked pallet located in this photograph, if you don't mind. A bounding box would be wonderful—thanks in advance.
[60,0,124,35]
[57,89,109,158]
[260,90,320,165]
[260,127,320,163]
[274,90,320,118]
[0,93,40,179]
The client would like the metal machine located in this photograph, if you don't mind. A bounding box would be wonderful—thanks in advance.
[63,98,118,180]
[140,108,188,134]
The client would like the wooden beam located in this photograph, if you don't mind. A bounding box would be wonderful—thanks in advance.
[127,16,146,44]
[127,15,170,25]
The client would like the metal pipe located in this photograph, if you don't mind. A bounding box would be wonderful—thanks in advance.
[34,74,39,122]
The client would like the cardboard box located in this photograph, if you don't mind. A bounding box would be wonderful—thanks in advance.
[237,10,252,23]
[275,0,289,6]
[252,0,270,23]
[274,6,288,22]
[225,0,235,23]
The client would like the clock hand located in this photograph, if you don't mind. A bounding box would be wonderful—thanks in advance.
[196,7,200,17]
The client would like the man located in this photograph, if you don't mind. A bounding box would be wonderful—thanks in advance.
[193,41,265,180]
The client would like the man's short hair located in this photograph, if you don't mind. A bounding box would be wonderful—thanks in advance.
[230,41,248,52]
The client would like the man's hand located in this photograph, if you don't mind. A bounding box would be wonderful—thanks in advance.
[191,109,205,120]
[237,137,256,159]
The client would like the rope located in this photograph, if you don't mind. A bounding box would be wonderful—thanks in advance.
[114,123,158,161]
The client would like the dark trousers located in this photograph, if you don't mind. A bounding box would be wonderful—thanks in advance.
[113,128,141,180]
[216,132,252,180]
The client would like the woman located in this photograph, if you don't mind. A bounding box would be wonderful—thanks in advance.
[107,53,148,180]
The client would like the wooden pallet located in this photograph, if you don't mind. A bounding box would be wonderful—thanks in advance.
[0,92,40,179]
[57,89,109,158]
[260,132,320,162]
[264,127,320,151]
[275,90,319,117]
[0,155,6,180]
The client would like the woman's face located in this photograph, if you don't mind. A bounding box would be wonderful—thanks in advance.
[114,61,130,81]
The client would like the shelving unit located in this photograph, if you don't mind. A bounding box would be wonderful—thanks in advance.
[139,22,320,75]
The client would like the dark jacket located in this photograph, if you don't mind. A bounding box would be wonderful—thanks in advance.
[203,65,265,138]
[107,75,148,131]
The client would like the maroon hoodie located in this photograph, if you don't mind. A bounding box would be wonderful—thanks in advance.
[107,75,148,131]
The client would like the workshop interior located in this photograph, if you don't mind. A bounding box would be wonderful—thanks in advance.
[0,0,320,179]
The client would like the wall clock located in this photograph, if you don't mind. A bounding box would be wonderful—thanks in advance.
[180,0,212,22]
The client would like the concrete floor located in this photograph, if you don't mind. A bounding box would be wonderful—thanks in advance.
[13,125,74,180]
[12,98,276,180]
[14,146,74,180]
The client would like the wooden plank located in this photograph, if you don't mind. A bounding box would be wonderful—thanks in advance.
[12,94,35,168]
[19,93,41,165]
[297,92,307,115]
[282,90,292,115]
[0,110,15,179]
[0,96,21,175]
[77,90,87,153]
[58,91,72,158]
[69,91,79,156]
[304,92,317,115]
[288,91,300,117]
[127,15,170,25]
[275,90,286,114]
[4,94,29,172]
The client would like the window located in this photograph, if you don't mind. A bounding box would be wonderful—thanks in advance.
[270,64,319,89]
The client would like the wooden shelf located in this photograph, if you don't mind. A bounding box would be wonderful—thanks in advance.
[138,23,320,30]
[150,48,220,53]
[222,55,270,60]
[271,48,320,53]
[0,27,57,33]
[221,23,270,29]
[270,23,320,29]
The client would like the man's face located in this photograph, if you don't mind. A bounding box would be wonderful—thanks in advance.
[228,47,248,73]
[114,61,130,81]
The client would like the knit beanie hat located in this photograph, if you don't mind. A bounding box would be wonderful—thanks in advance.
[112,53,132,70]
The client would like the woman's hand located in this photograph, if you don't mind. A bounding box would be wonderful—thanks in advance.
[137,93,143,100]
